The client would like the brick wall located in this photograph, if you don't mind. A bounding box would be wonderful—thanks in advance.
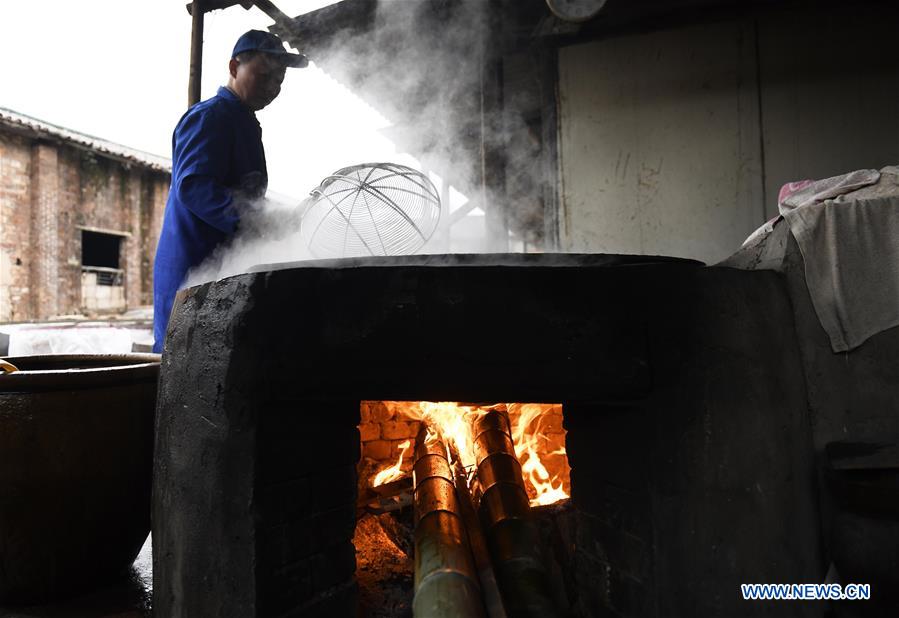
[0,134,33,321]
[142,181,167,306]
[359,401,422,469]
[57,148,81,314]
[123,169,143,308]
[255,400,360,616]
[31,143,60,318]
[0,129,169,321]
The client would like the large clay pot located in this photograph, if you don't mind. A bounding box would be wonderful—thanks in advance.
[0,354,160,604]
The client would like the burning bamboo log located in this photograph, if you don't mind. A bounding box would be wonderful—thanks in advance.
[449,444,507,618]
[412,425,485,618]
[472,410,560,618]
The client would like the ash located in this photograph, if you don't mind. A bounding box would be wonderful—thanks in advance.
[354,510,414,617]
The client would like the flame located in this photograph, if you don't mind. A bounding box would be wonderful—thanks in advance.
[509,403,570,507]
[373,401,569,507]
[372,439,412,487]
[521,445,570,506]
[418,401,483,470]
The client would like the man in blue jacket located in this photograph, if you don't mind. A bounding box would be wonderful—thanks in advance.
[153,30,307,353]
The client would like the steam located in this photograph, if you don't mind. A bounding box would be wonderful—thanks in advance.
[183,196,311,288]
[185,0,551,289]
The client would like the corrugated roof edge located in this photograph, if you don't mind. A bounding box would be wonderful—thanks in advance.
[0,106,172,173]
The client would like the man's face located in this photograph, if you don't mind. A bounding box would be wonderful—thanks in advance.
[230,53,287,111]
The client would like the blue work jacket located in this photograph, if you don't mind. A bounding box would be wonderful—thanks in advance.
[153,87,267,352]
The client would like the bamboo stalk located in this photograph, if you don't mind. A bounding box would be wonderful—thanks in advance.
[472,410,560,618]
[452,453,507,618]
[412,425,485,618]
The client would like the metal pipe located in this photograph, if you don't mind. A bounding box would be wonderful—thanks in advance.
[412,425,485,618]
[472,411,560,618]
[188,0,204,107]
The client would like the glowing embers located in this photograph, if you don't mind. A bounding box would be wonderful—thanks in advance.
[365,402,570,507]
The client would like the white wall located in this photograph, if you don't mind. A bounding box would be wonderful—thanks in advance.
[757,8,899,220]
[557,6,899,264]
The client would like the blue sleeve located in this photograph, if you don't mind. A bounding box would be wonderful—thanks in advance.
[171,108,240,234]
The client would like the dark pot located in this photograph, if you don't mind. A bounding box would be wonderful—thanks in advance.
[0,354,160,604]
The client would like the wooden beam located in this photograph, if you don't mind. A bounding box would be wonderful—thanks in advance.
[253,0,292,30]
[188,0,205,107]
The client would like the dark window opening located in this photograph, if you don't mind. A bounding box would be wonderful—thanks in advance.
[81,230,124,286]
[82,231,121,269]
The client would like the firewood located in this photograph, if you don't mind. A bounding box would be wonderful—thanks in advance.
[412,424,486,617]
[472,410,560,618]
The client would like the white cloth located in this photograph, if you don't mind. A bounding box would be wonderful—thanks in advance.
[783,167,899,352]
[732,169,881,265]
[6,326,134,355]
[779,169,881,213]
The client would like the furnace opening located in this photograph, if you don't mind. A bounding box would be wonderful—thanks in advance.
[354,401,571,616]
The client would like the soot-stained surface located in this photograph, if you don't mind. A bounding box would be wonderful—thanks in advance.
[156,256,825,616]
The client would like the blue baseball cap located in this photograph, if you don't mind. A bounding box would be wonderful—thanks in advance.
[231,30,308,68]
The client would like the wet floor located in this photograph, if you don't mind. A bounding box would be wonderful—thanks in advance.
[0,535,152,617]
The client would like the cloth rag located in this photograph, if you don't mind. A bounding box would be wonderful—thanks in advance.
[782,167,899,352]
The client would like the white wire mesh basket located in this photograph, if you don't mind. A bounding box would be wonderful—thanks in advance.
[300,163,441,258]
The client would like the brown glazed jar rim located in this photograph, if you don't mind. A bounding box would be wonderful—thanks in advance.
[0,354,160,392]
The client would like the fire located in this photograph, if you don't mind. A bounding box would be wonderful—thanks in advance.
[521,445,570,506]
[372,439,412,487]
[418,401,483,471]
[371,401,569,506]
[509,403,570,506]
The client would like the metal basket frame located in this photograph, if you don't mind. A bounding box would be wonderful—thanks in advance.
[301,163,441,258]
